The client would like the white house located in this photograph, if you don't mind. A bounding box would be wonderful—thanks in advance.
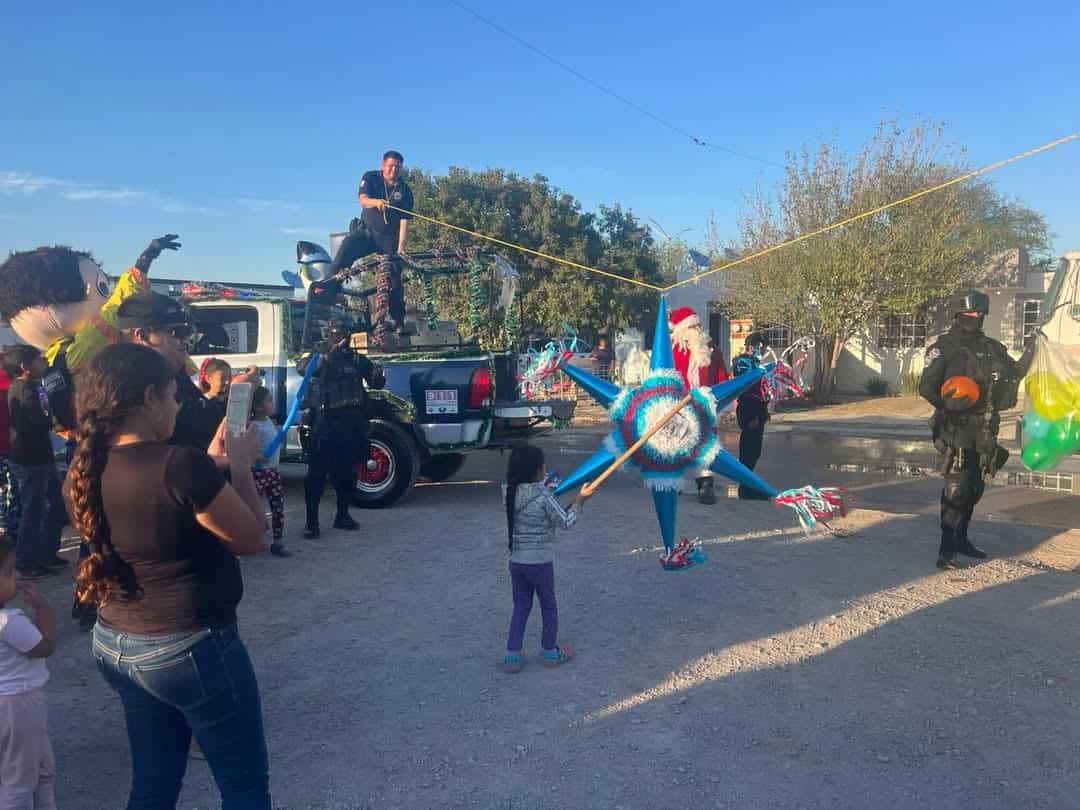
[832,248,1060,393]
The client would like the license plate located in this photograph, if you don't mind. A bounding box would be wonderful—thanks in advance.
[425,389,459,415]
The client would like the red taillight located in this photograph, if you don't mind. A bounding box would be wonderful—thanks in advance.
[468,367,493,409]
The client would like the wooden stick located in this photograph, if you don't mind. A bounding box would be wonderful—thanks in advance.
[581,393,694,497]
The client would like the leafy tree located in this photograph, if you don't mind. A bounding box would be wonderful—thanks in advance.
[717,119,1051,403]
[401,168,666,347]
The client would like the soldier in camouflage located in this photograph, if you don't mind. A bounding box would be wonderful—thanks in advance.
[918,291,1037,569]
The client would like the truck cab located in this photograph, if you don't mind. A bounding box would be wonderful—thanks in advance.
[185,291,575,508]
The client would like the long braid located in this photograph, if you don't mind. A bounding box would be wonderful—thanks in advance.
[63,343,172,606]
[505,445,545,552]
[67,412,139,606]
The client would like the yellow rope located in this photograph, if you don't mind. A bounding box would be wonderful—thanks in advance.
[385,130,1078,296]
[386,205,665,291]
[664,131,1080,291]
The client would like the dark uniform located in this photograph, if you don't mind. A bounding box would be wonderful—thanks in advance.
[299,335,384,536]
[918,291,1035,568]
[328,170,414,344]
[170,371,226,452]
[733,335,771,500]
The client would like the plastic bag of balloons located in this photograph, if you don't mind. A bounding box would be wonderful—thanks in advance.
[1020,335,1080,472]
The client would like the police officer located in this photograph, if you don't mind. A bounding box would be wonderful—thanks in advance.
[733,332,772,500]
[919,291,1037,569]
[328,150,414,343]
[299,321,384,538]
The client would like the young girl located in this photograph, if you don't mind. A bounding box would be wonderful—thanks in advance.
[0,537,57,808]
[198,357,233,403]
[251,387,289,558]
[503,444,589,674]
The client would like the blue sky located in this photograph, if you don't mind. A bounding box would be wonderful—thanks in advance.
[2,0,1078,285]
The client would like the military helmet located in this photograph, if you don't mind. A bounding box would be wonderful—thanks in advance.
[949,290,990,317]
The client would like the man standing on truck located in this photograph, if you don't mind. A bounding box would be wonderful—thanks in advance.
[328,150,414,339]
[299,320,385,538]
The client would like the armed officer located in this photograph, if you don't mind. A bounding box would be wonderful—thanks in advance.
[919,291,1036,569]
[299,320,384,539]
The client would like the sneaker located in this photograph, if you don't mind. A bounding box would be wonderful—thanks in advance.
[270,543,293,558]
[332,514,359,531]
[542,645,574,668]
[16,566,55,580]
[503,652,525,674]
[936,554,961,570]
[303,525,320,539]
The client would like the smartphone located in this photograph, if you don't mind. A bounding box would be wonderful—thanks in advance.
[224,382,254,437]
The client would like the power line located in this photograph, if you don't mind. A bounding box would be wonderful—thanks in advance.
[377,131,1078,296]
[448,0,783,169]
[664,131,1080,291]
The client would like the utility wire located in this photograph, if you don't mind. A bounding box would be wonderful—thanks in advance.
[448,0,783,169]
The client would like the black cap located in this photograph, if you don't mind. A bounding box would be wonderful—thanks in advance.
[115,292,190,331]
[746,331,769,348]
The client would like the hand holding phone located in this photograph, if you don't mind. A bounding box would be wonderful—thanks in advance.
[225,383,254,437]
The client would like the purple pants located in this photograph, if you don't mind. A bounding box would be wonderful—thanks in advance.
[507,561,558,653]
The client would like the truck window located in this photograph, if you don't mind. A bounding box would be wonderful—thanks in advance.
[191,306,260,355]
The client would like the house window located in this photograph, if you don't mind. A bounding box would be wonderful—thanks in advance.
[761,324,792,351]
[876,312,927,349]
[1022,300,1041,337]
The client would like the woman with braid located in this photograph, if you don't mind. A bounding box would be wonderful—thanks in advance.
[63,343,272,810]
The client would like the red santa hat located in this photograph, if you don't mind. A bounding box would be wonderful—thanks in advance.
[668,306,700,330]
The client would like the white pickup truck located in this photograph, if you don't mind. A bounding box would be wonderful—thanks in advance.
[184,291,575,508]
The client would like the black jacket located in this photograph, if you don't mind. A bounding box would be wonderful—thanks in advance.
[170,372,226,452]
[919,323,1032,450]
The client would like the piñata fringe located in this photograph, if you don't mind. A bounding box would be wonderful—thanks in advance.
[774,486,849,533]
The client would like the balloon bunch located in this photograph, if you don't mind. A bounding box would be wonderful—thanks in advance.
[1020,336,1080,472]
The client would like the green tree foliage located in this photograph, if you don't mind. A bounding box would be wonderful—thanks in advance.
[721,119,1051,403]
[402,167,666,347]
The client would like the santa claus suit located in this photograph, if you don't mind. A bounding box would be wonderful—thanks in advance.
[669,306,716,390]
[667,306,720,502]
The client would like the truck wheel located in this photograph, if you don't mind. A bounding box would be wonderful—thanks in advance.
[419,453,467,483]
[353,419,420,509]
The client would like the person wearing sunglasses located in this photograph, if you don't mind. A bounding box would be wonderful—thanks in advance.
[116,292,259,454]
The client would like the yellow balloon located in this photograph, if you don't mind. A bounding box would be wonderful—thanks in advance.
[1026,372,1073,421]
[1064,377,1080,409]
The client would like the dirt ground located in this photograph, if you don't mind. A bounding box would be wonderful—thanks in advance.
[36,425,1080,809]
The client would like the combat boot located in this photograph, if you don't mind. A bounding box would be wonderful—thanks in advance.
[956,538,988,559]
[333,511,359,531]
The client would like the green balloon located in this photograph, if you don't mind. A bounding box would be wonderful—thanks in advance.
[1021,439,1056,471]
[1046,420,1078,454]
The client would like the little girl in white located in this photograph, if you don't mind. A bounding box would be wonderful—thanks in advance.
[0,537,57,808]
[251,387,290,558]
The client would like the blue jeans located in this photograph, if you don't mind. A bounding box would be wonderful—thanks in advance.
[8,462,64,569]
[92,623,271,810]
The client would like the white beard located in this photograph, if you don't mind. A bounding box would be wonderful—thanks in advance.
[672,323,711,386]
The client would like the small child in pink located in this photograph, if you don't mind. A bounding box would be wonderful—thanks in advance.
[250,387,290,558]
